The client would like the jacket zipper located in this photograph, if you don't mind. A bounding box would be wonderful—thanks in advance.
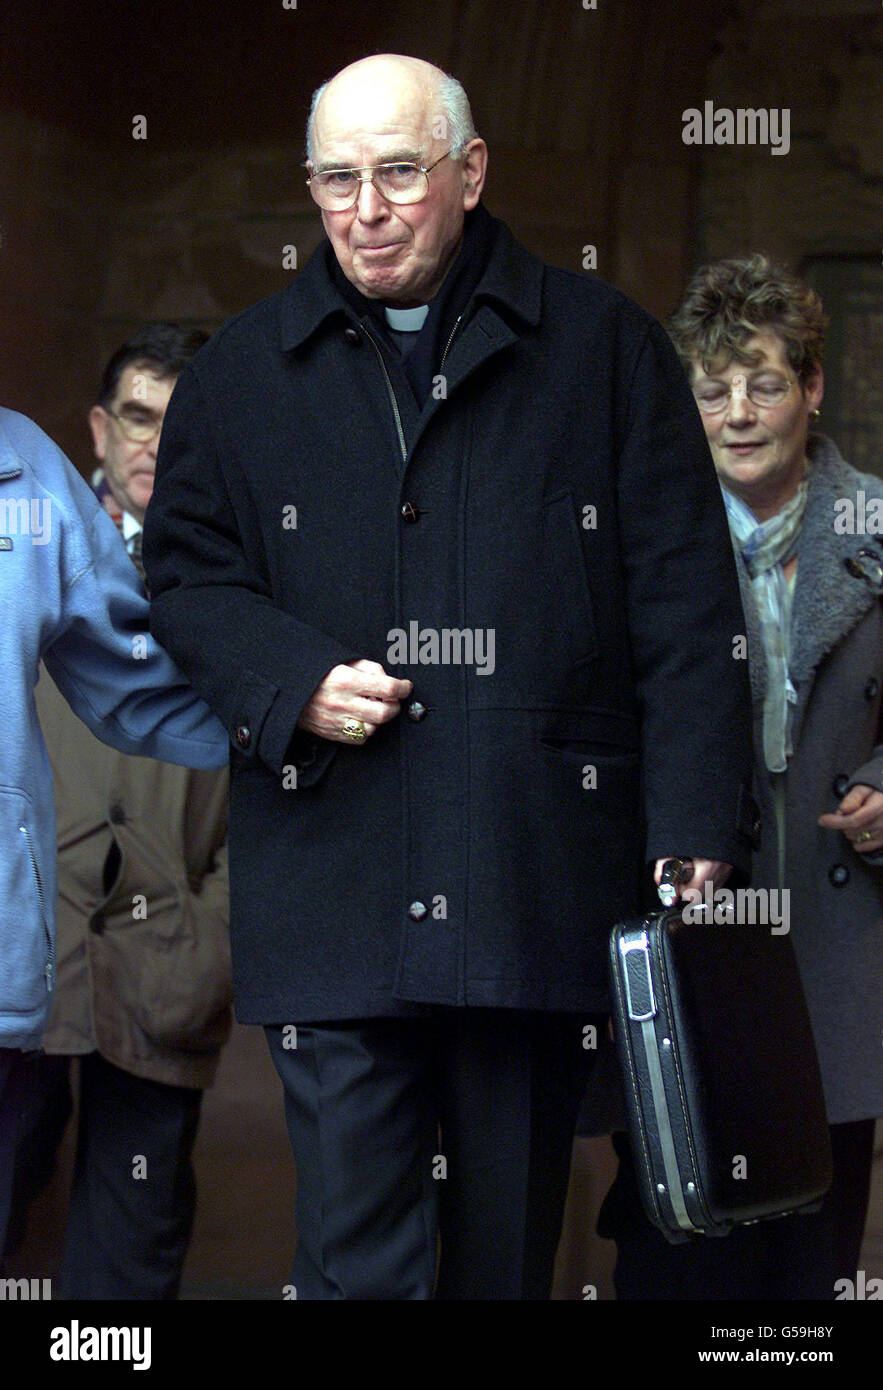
[361,311,465,464]
[439,313,464,372]
[362,328,407,463]
[20,823,54,989]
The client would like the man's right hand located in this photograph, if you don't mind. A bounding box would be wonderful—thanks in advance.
[297,659,413,744]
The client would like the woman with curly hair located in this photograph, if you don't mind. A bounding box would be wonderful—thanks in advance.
[599,255,883,1300]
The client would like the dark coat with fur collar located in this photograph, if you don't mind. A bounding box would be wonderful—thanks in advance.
[736,434,883,1121]
[143,211,756,1022]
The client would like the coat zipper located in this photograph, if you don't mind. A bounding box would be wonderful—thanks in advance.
[20,823,54,989]
[439,313,464,372]
[362,328,407,463]
[361,312,465,464]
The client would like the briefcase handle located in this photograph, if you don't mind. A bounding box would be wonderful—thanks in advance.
[656,857,694,908]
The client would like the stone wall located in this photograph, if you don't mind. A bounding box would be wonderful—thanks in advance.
[697,2,882,267]
[0,110,108,466]
[1,1,880,462]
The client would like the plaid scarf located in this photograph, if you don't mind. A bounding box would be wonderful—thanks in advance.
[722,474,810,771]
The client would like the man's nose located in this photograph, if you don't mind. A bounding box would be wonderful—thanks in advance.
[355,177,388,220]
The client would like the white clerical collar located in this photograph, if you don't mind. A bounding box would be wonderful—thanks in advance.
[121,510,141,542]
[384,304,429,332]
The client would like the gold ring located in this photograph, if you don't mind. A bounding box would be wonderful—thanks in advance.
[341,718,367,743]
[857,830,872,843]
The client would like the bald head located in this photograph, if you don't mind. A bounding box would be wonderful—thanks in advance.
[306,54,475,165]
[304,53,487,305]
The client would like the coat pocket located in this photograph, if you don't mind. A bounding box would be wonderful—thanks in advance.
[535,711,643,848]
[542,488,598,668]
[0,786,54,1014]
[130,890,233,1051]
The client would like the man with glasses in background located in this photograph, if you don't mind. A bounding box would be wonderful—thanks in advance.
[88,326,193,562]
[144,55,758,1299]
[5,325,233,1300]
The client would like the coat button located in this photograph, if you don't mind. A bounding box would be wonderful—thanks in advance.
[865,678,879,701]
[109,803,126,825]
[400,502,421,523]
[832,773,850,799]
[408,901,428,921]
[89,909,105,934]
[235,725,251,749]
[407,700,427,722]
[828,864,849,888]
[343,326,360,344]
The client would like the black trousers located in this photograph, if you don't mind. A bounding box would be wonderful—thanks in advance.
[0,1048,39,1260]
[265,1008,603,1300]
[6,1051,202,1299]
[597,1119,876,1300]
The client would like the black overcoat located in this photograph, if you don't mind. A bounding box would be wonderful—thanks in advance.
[144,211,756,1022]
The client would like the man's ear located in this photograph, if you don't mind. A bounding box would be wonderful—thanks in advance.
[88,404,109,462]
[460,138,488,211]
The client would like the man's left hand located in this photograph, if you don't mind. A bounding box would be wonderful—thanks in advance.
[652,857,733,900]
[818,783,883,853]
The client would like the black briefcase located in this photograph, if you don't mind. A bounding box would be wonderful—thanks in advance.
[608,905,833,1242]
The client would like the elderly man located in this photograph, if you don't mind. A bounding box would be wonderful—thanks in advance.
[144,55,757,1300]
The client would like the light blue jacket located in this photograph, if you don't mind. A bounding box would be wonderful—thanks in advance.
[0,408,230,1050]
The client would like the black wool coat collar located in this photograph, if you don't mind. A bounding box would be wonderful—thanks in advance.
[278,210,543,356]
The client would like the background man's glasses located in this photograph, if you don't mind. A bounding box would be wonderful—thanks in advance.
[106,409,162,443]
[307,151,452,211]
[693,375,794,415]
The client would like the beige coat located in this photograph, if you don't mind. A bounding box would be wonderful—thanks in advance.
[36,666,232,1089]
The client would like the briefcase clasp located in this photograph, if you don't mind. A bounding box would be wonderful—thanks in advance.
[619,932,658,1022]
